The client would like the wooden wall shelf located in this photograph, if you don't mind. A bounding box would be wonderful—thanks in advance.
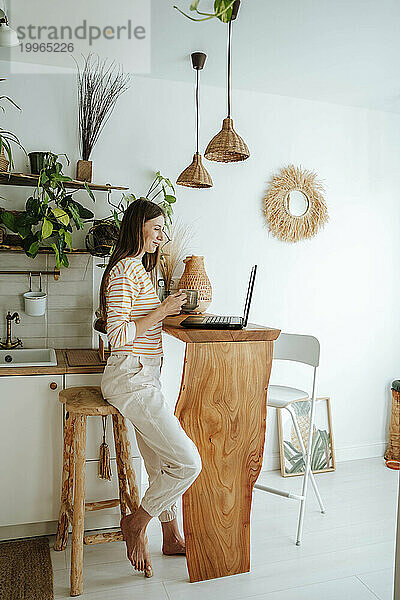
[0,172,128,192]
[0,244,90,254]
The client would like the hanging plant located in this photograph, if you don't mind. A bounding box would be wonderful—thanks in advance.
[0,153,95,267]
[174,0,237,22]
[108,171,176,233]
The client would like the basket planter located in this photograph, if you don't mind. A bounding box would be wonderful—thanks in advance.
[0,147,9,172]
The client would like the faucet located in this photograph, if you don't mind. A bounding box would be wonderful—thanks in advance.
[0,311,23,349]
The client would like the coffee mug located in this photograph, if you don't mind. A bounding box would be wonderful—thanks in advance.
[180,289,199,313]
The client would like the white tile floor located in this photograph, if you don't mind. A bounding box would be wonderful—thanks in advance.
[49,458,398,600]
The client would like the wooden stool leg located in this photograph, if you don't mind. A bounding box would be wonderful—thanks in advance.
[71,415,87,597]
[112,414,130,517]
[113,414,140,509]
[54,410,76,551]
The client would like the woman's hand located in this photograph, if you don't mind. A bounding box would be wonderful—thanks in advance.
[160,290,187,317]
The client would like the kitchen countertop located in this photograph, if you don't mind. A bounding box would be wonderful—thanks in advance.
[0,349,106,377]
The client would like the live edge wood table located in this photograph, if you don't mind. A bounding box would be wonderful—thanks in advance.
[162,316,280,583]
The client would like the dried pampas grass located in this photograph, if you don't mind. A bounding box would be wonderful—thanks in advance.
[264,164,328,243]
[159,220,193,291]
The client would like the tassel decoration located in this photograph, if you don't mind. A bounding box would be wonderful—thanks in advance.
[98,415,112,481]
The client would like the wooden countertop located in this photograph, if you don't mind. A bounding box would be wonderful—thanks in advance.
[0,317,281,376]
[0,349,106,377]
[162,315,281,343]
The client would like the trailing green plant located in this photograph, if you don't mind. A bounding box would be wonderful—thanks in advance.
[0,79,26,168]
[0,153,95,268]
[174,0,237,22]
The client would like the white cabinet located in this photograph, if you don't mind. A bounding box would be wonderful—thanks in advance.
[0,374,63,527]
[0,372,143,534]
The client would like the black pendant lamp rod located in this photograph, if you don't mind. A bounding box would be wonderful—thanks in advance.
[176,51,213,188]
[191,52,206,152]
[227,20,232,117]
[195,61,200,152]
[227,0,240,116]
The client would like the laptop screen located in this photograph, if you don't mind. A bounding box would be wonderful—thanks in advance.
[242,265,257,326]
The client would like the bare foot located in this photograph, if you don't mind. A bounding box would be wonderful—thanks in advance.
[161,518,186,555]
[120,507,153,575]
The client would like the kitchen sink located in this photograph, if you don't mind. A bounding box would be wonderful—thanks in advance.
[0,348,57,367]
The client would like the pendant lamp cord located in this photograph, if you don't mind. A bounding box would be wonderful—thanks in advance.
[195,68,199,154]
[227,19,232,118]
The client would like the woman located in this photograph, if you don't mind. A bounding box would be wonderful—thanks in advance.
[99,198,202,575]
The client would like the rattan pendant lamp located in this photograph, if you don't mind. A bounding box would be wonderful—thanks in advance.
[205,0,249,163]
[177,52,213,188]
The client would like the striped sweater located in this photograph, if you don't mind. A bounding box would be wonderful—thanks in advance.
[105,256,163,357]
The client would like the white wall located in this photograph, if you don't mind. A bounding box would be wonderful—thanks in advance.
[0,252,93,348]
[2,71,400,468]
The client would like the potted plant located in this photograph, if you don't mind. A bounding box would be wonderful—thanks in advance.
[107,171,177,233]
[76,54,131,182]
[28,151,68,175]
[174,0,238,21]
[85,219,120,258]
[0,79,25,171]
[0,153,95,267]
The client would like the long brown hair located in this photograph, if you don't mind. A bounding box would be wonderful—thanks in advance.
[98,198,165,321]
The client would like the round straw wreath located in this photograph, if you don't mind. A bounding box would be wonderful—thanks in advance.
[263,165,328,242]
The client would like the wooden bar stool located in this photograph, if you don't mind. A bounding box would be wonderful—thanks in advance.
[53,386,152,596]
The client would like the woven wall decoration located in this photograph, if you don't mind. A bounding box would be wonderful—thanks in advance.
[263,164,328,243]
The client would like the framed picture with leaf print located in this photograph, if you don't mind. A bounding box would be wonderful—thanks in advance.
[277,397,336,477]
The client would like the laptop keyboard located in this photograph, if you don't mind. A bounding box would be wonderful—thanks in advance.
[203,316,233,324]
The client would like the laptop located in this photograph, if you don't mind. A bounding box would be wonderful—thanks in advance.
[180,265,257,330]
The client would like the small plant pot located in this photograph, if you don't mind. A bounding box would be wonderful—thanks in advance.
[23,291,47,317]
[29,151,56,175]
[76,159,93,182]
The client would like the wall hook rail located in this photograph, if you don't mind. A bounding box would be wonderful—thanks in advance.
[0,267,60,280]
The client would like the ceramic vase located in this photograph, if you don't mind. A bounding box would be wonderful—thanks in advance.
[178,255,212,313]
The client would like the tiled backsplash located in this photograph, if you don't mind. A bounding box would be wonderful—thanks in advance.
[0,252,94,349]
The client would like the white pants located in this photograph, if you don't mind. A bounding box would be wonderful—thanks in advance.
[101,353,202,522]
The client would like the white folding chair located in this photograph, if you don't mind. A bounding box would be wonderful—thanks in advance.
[254,332,326,545]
